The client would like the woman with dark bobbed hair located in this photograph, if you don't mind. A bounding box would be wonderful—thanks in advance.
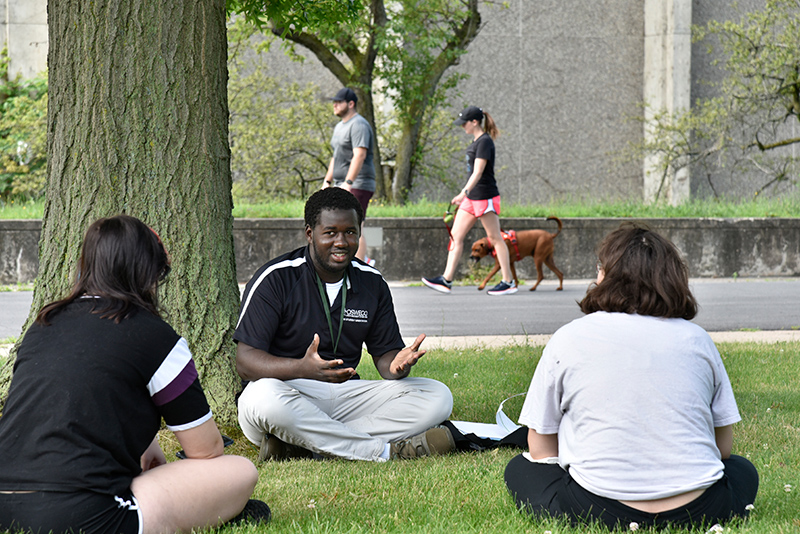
[505,223,758,529]
[0,215,268,533]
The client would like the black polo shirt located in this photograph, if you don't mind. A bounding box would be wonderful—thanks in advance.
[234,246,405,375]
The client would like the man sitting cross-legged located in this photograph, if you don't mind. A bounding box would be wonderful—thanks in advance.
[235,187,455,462]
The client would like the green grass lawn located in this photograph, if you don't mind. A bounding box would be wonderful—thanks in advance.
[153,341,800,534]
[3,195,800,219]
[235,195,800,219]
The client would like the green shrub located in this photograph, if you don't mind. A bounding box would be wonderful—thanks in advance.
[0,49,47,202]
[228,20,336,204]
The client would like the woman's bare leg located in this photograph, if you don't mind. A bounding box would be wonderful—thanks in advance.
[132,455,258,534]
[443,209,478,281]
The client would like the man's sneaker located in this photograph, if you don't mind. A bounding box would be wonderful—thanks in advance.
[365,256,376,267]
[258,434,313,462]
[229,499,271,525]
[487,280,518,295]
[421,275,452,294]
[389,426,455,459]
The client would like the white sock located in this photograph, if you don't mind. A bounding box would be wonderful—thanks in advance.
[379,443,391,460]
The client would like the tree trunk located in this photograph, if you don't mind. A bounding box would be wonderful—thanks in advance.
[0,0,241,424]
[392,118,424,204]
[390,1,481,204]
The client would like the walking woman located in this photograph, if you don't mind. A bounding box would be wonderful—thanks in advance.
[505,223,758,529]
[0,215,269,533]
[422,106,517,295]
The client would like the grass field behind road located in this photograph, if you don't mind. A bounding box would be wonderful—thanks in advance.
[3,195,800,219]
[151,341,800,534]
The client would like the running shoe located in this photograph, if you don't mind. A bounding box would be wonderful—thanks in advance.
[421,275,452,294]
[487,280,517,295]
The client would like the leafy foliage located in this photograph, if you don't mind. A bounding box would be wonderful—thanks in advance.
[0,49,47,202]
[248,0,486,203]
[228,20,336,202]
[227,0,362,35]
[637,0,800,198]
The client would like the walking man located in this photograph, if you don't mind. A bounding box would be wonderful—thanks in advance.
[322,87,376,264]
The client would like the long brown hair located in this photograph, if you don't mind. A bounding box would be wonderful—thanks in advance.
[37,215,171,325]
[482,111,499,140]
[580,223,697,319]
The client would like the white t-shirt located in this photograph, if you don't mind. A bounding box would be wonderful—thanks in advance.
[519,312,741,501]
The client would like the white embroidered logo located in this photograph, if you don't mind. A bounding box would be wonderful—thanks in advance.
[343,308,369,322]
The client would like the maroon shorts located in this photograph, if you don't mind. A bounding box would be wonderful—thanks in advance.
[350,188,374,218]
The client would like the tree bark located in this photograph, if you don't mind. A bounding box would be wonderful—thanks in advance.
[0,0,241,424]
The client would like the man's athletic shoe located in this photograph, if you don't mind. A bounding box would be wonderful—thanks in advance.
[229,499,271,525]
[389,426,455,459]
[258,434,313,462]
[365,256,376,267]
[487,280,518,295]
[421,275,452,294]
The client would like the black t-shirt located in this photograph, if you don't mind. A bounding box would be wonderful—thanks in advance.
[465,133,498,200]
[0,299,211,496]
[234,246,405,376]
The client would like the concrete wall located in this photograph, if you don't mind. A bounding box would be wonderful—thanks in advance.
[1,0,47,79]
[0,220,39,284]
[448,1,645,204]
[3,218,799,285]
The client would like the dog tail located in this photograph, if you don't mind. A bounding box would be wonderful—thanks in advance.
[546,216,562,239]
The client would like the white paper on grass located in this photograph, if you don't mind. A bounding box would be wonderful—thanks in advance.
[450,392,525,440]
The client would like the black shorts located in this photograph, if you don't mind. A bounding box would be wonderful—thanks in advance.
[504,454,759,529]
[0,489,141,534]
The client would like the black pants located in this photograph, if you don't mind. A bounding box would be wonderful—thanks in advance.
[0,490,140,534]
[504,455,759,529]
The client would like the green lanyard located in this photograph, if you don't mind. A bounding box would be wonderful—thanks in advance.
[315,271,347,357]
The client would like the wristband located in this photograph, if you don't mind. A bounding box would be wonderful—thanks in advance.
[346,179,354,185]
[463,189,469,196]
[325,181,333,185]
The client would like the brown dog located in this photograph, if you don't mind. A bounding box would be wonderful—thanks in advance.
[469,216,564,291]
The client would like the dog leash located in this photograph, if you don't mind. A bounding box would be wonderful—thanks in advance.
[443,205,457,251]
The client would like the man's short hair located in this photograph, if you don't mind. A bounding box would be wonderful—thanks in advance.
[305,188,365,228]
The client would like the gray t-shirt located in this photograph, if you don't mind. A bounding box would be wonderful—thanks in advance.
[519,311,741,501]
[331,113,375,192]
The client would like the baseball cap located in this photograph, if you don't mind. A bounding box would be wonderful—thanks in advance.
[331,87,358,103]
[453,106,483,125]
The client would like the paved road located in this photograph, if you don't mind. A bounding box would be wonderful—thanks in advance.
[0,291,35,340]
[391,278,800,337]
[2,278,800,340]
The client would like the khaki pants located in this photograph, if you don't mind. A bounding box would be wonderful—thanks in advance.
[238,377,453,461]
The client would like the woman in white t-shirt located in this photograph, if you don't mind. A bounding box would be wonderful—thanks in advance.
[505,223,758,529]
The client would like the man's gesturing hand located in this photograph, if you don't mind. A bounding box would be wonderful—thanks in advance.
[300,334,356,383]
[389,334,427,376]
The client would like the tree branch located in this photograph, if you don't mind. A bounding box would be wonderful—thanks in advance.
[269,24,353,85]
[749,135,800,151]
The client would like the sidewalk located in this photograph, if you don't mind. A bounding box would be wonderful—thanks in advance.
[407,330,800,350]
